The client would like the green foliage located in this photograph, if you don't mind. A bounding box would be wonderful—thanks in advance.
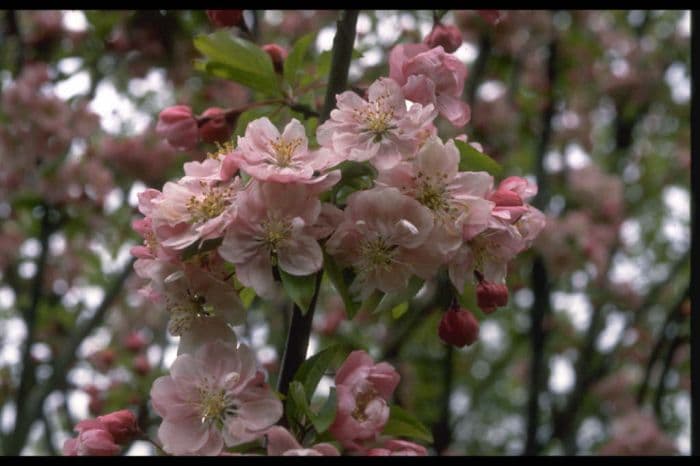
[455,139,503,177]
[284,32,316,90]
[374,276,424,315]
[323,253,360,319]
[194,30,282,96]
[382,405,434,443]
[279,269,317,315]
[293,344,346,400]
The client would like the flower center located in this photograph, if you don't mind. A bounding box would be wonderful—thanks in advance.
[355,95,396,141]
[360,236,397,272]
[270,137,303,167]
[262,217,292,254]
[352,386,380,422]
[186,181,236,224]
[166,290,213,336]
[198,385,239,428]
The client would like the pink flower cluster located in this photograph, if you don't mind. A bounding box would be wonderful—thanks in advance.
[63,410,139,456]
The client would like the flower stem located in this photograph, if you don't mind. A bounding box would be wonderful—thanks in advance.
[276,10,359,405]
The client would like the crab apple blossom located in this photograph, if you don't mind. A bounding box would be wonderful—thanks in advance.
[423,23,463,53]
[329,351,400,450]
[198,107,234,145]
[325,187,437,299]
[316,77,437,170]
[475,278,509,314]
[389,44,470,127]
[377,136,494,257]
[156,105,199,151]
[489,176,537,224]
[236,117,342,183]
[150,340,282,455]
[63,427,120,456]
[367,439,428,456]
[218,180,335,299]
[138,156,242,251]
[94,410,140,444]
[265,426,340,456]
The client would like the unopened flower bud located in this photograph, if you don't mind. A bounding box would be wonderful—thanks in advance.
[476,281,509,314]
[198,107,233,145]
[490,188,523,207]
[438,306,479,347]
[156,105,198,150]
[206,10,245,29]
[423,23,463,53]
[132,354,150,376]
[123,331,148,353]
[262,43,288,74]
[63,428,120,456]
[97,409,140,444]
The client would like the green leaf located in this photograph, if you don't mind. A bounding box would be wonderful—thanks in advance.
[309,387,337,434]
[193,31,281,96]
[454,139,503,176]
[382,405,433,443]
[293,345,345,399]
[239,287,256,309]
[323,252,360,319]
[286,381,313,430]
[284,32,315,89]
[391,302,409,319]
[374,276,424,315]
[317,48,364,78]
[279,269,316,315]
[358,289,384,315]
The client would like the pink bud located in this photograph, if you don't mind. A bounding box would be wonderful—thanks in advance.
[490,188,523,207]
[132,354,151,376]
[199,107,233,145]
[123,331,148,353]
[262,43,288,74]
[438,306,479,347]
[476,281,509,314]
[423,23,463,54]
[64,428,120,456]
[156,105,198,151]
[97,410,139,444]
[477,10,506,25]
[206,10,244,28]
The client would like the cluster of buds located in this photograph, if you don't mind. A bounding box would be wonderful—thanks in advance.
[63,410,140,456]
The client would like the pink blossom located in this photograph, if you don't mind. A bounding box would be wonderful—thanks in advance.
[198,107,233,145]
[141,159,242,251]
[475,279,509,314]
[329,351,400,450]
[96,410,140,444]
[63,426,120,456]
[265,426,340,456]
[317,77,437,170]
[236,117,342,183]
[389,44,470,127]
[325,187,435,299]
[150,340,282,455]
[218,181,328,299]
[367,439,428,456]
[489,176,537,223]
[156,105,199,151]
[423,23,463,53]
[377,136,494,257]
[141,261,244,353]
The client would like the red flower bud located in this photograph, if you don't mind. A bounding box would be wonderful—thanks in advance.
[206,10,244,29]
[262,43,288,74]
[156,105,198,150]
[423,23,463,54]
[132,354,150,376]
[476,281,509,314]
[97,409,140,444]
[123,331,148,353]
[198,107,233,145]
[438,306,479,347]
[489,188,523,207]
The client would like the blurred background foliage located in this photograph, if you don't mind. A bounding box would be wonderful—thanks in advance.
[0,10,690,455]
